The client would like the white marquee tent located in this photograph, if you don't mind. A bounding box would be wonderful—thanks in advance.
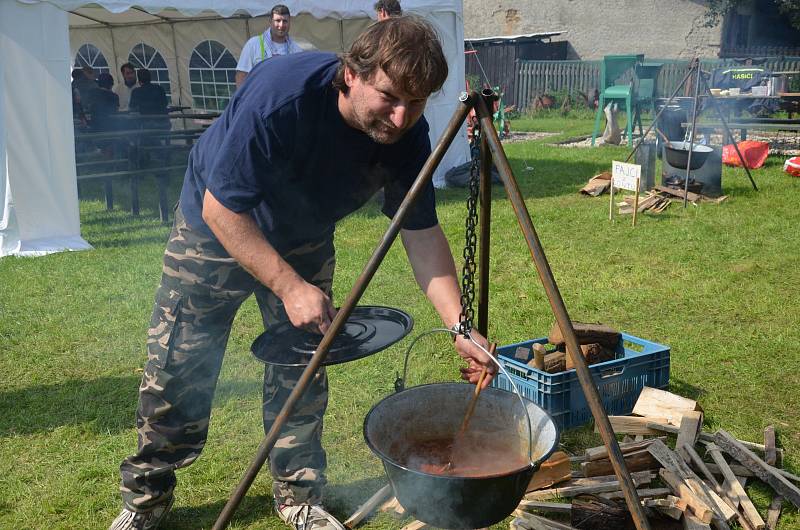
[0,0,468,257]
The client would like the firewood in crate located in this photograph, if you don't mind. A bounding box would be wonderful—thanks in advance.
[547,321,621,349]
[565,343,616,370]
[570,494,634,530]
[528,350,566,373]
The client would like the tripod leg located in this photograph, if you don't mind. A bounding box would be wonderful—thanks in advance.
[684,60,702,208]
[625,66,696,163]
[474,94,652,530]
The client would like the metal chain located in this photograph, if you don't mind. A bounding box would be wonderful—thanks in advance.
[458,124,481,336]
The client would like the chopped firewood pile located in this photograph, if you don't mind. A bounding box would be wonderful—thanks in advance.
[579,172,729,214]
[344,386,797,530]
[511,386,796,530]
[511,322,621,374]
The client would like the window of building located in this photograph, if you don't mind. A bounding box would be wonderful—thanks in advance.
[189,40,237,111]
[73,44,110,76]
[129,43,172,98]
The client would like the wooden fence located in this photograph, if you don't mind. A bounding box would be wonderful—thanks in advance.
[514,57,800,111]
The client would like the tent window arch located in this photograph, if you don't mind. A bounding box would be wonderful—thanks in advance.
[189,40,237,111]
[129,43,172,98]
[74,43,109,76]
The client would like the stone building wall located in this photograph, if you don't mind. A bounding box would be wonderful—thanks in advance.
[462,0,724,59]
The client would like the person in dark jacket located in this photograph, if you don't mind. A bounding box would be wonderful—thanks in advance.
[86,72,120,132]
[129,68,169,129]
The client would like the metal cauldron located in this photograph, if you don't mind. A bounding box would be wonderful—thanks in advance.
[664,141,713,170]
[363,382,558,529]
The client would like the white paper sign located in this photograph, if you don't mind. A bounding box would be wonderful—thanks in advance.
[611,161,641,192]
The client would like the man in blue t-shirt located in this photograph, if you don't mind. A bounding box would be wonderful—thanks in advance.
[110,16,493,530]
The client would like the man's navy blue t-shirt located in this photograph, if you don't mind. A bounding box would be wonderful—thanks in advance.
[179,52,438,252]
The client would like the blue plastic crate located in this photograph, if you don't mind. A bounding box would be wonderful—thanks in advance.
[491,333,670,431]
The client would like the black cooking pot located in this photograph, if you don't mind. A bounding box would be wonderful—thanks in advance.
[363,383,558,529]
[664,141,713,170]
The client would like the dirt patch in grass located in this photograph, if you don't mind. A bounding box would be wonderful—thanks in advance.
[502,131,559,143]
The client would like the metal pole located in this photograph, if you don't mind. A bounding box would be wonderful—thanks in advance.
[697,71,759,191]
[477,99,492,336]
[624,65,696,163]
[212,93,475,530]
[684,59,702,208]
[473,92,652,530]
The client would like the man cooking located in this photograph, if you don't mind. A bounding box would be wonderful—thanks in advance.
[109,16,493,530]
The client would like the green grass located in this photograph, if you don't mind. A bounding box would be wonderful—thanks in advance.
[2,126,800,529]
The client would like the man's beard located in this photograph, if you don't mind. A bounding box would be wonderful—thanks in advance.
[364,121,403,144]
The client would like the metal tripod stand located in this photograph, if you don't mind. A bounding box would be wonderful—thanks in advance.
[626,58,758,207]
[212,90,653,530]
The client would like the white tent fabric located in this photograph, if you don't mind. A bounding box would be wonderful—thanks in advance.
[1,0,92,257]
[2,0,468,258]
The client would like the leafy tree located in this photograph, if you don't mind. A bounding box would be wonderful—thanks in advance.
[704,0,800,30]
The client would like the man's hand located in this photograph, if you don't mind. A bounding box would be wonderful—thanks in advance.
[279,278,337,335]
[202,190,336,335]
[454,328,496,388]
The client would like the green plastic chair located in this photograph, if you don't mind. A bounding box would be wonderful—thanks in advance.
[591,54,640,146]
[632,61,664,136]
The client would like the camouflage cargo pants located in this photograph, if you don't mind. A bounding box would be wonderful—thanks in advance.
[119,205,335,511]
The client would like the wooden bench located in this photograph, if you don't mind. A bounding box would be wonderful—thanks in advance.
[74,128,205,223]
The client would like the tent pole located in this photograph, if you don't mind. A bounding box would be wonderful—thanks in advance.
[169,22,183,109]
[108,26,119,82]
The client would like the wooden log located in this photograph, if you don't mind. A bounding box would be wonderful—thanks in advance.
[645,421,784,460]
[532,343,546,370]
[565,343,615,370]
[675,411,704,457]
[763,426,778,467]
[632,387,703,426]
[645,496,687,520]
[659,468,714,524]
[764,426,783,530]
[547,321,621,349]
[603,416,661,435]
[585,437,666,461]
[400,520,427,530]
[648,440,735,528]
[344,484,393,529]
[379,496,405,517]
[765,496,783,530]
[544,351,566,373]
[705,443,765,530]
[684,513,712,530]
[528,451,572,492]
[571,494,632,530]
[599,487,672,500]
[655,184,702,203]
[705,462,754,478]
[517,500,572,515]
[524,471,655,500]
[580,449,659,477]
[513,510,577,530]
[714,430,800,508]
[682,444,753,530]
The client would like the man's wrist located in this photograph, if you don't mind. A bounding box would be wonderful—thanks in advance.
[449,322,462,342]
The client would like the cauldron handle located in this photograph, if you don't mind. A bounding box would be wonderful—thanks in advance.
[394,328,536,464]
